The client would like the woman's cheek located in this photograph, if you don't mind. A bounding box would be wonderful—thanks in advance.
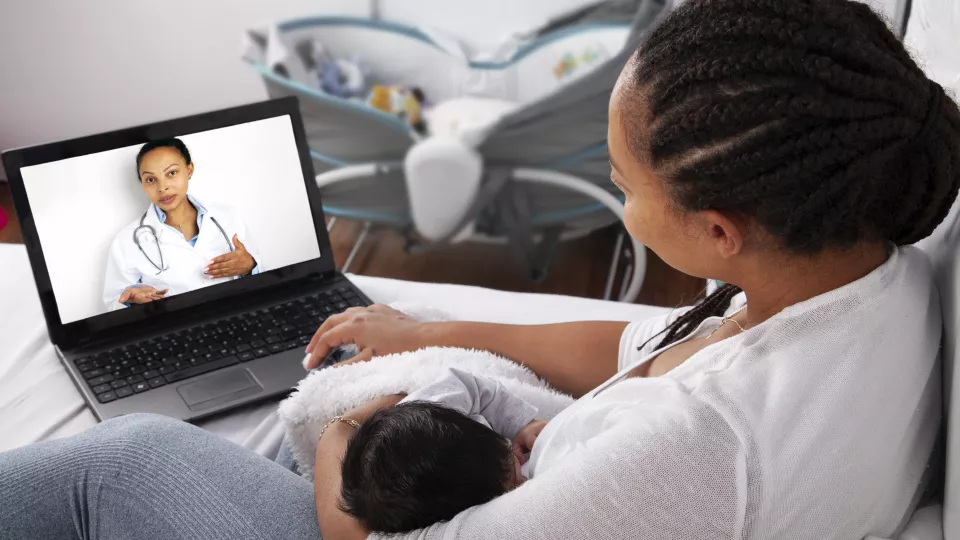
[622,199,648,244]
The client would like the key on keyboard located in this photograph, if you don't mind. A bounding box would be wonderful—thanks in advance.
[74,287,366,403]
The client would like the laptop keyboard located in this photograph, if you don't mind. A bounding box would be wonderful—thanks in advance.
[73,286,365,404]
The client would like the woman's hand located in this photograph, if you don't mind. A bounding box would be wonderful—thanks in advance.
[512,419,548,464]
[118,285,168,304]
[205,235,256,278]
[304,304,427,369]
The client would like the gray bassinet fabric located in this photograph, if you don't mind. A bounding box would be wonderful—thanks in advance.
[535,0,664,36]
[475,0,670,232]
[247,0,671,273]
[407,0,669,276]
[259,76,414,172]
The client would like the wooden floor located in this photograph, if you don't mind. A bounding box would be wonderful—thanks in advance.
[0,182,703,307]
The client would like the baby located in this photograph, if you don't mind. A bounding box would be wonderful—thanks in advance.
[338,368,547,534]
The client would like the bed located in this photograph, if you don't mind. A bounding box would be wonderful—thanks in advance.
[0,242,667,454]
[0,230,951,537]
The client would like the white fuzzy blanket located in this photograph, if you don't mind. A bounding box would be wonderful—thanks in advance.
[277,303,574,477]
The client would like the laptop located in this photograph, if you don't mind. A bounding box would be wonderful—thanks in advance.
[1,97,372,422]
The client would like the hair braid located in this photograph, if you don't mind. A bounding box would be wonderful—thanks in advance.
[641,283,744,351]
[646,15,920,91]
[624,0,960,349]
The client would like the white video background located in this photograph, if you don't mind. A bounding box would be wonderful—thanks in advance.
[20,115,321,324]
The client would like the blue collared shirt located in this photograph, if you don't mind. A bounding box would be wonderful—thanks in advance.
[153,194,259,275]
[155,194,206,246]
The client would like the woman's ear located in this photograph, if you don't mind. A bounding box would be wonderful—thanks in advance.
[699,209,744,259]
[187,162,194,180]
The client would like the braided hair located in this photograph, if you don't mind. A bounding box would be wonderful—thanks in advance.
[625,0,960,350]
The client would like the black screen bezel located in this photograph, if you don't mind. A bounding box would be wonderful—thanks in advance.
[2,97,336,350]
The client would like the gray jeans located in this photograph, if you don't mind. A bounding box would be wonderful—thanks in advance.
[0,413,321,539]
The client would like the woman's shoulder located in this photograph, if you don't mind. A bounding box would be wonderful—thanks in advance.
[767,245,936,330]
[891,244,937,297]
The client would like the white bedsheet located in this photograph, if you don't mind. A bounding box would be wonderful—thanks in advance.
[0,242,668,453]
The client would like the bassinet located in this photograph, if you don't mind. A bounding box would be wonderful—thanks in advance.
[243,0,671,302]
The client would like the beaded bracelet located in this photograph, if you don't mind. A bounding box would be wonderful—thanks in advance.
[319,415,361,439]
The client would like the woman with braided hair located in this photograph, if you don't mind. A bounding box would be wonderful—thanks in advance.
[2,1,957,539]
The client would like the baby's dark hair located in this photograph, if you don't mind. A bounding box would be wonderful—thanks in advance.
[136,138,192,177]
[339,401,514,533]
[623,0,960,349]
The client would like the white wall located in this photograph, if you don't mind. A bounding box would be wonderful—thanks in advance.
[0,0,367,179]
[0,0,600,179]
[905,0,960,92]
[19,115,320,324]
[378,0,604,53]
[0,0,908,180]
[859,0,907,28]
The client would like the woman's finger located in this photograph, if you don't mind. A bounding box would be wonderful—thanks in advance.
[207,263,238,279]
[305,324,360,369]
[304,315,353,369]
[305,312,349,354]
[332,347,375,369]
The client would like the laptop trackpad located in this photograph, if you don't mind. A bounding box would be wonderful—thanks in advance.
[176,369,263,411]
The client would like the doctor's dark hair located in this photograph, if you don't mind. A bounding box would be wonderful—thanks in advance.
[338,401,514,534]
[624,0,960,350]
[135,138,192,177]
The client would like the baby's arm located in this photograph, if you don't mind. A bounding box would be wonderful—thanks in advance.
[401,367,538,439]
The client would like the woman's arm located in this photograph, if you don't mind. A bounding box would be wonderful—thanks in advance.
[314,395,405,540]
[420,321,629,397]
[315,421,367,540]
[304,304,629,397]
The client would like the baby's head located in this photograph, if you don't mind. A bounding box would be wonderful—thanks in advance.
[339,401,522,533]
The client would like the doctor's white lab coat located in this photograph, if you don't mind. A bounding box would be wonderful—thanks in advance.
[102,199,263,310]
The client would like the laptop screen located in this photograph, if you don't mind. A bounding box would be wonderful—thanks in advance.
[18,114,322,325]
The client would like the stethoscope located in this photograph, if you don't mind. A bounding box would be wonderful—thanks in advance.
[133,209,233,274]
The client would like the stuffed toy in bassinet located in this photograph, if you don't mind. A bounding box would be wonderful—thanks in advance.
[243,0,673,301]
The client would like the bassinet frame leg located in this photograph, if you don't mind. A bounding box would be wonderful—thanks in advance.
[327,217,338,233]
[512,168,646,303]
[603,228,626,300]
[342,221,371,274]
[315,166,648,301]
[618,247,634,301]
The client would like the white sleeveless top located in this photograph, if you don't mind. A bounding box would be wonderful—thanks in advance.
[371,246,941,540]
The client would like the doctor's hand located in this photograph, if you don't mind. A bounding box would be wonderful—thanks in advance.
[205,235,256,279]
[118,285,168,304]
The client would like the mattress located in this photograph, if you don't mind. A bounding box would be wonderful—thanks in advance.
[0,242,668,453]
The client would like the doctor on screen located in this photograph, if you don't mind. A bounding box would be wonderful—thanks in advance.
[103,138,263,310]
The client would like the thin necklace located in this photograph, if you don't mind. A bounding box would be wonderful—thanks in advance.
[168,209,195,233]
[708,305,748,339]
